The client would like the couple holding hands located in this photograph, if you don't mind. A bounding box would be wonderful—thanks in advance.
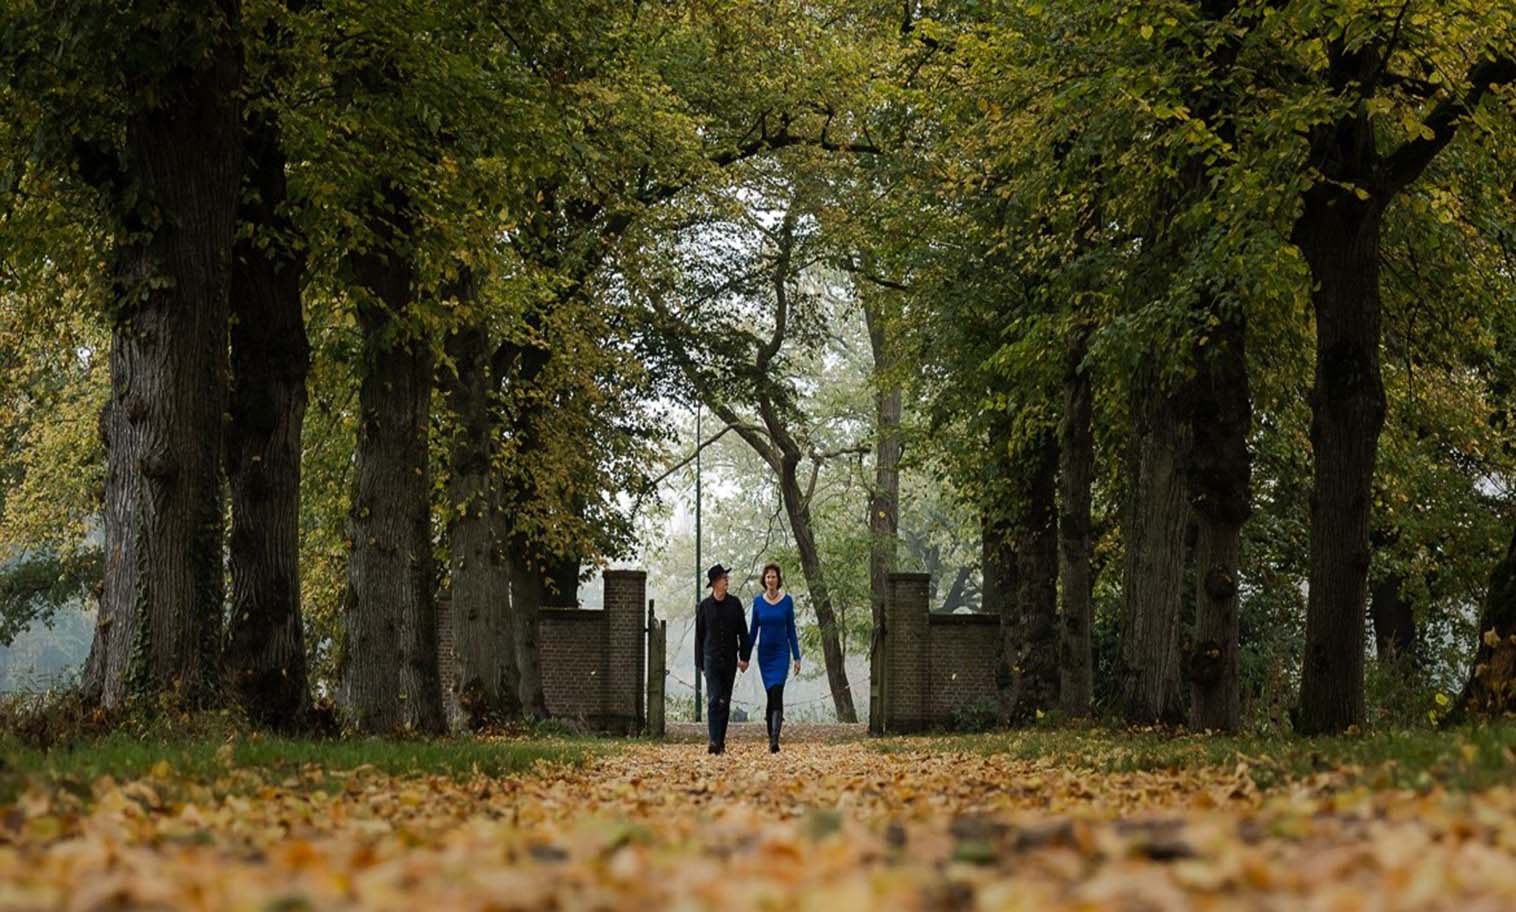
[694,562,802,754]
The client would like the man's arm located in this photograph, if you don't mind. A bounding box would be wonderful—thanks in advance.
[694,601,705,673]
[737,602,754,665]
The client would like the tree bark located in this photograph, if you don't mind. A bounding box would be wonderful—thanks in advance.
[1057,334,1095,717]
[442,309,520,729]
[542,555,580,607]
[1010,428,1060,722]
[863,297,901,735]
[223,107,310,728]
[496,336,553,721]
[83,9,242,710]
[1118,382,1190,726]
[1295,187,1386,735]
[338,194,445,734]
[508,544,550,720]
[984,512,1017,723]
[1369,572,1416,663]
[1181,303,1252,732]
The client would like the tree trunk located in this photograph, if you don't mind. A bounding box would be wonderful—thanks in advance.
[1181,303,1252,732]
[496,337,552,721]
[1011,428,1060,722]
[1057,335,1095,717]
[941,566,972,613]
[983,512,1016,723]
[223,108,310,728]
[83,14,242,710]
[543,555,580,607]
[338,196,445,734]
[508,543,550,719]
[1369,572,1416,663]
[1295,189,1387,735]
[1118,383,1190,725]
[778,454,858,722]
[863,298,901,734]
[1448,523,1516,724]
[442,312,520,728]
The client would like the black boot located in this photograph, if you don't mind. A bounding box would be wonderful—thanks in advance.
[769,710,782,753]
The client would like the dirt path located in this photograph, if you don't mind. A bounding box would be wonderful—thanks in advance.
[5,735,1516,909]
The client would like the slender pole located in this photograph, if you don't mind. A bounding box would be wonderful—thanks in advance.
[694,402,703,722]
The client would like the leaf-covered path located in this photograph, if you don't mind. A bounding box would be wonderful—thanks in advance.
[5,726,1516,910]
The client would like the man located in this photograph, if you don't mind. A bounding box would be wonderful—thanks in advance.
[695,563,752,754]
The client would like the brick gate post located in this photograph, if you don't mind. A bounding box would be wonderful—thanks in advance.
[603,570,647,734]
[885,572,931,732]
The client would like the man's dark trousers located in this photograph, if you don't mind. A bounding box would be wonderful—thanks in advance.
[705,664,736,752]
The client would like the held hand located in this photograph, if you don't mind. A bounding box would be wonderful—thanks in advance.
[793,659,801,675]
[739,660,749,672]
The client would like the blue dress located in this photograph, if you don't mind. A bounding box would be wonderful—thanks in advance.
[749,593,801,689]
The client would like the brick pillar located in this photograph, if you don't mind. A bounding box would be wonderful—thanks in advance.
[886,573,931,732]
[603,570,647,733]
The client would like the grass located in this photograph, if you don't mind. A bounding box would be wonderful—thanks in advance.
[873,721,1516,791]
[0,729,609,803]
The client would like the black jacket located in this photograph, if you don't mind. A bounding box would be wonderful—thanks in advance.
[695,593,753,673]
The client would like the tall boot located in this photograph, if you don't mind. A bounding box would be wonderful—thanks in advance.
[769,710,782,753]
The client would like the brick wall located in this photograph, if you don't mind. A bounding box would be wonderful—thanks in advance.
[882,572,999,732]
[927,614,1000,722]
[538,610,608,721]
[437,570,647,733]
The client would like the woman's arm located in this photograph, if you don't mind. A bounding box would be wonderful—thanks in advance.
[748,598,760,649]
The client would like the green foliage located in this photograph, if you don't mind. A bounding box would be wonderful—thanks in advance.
[0,548,101,648]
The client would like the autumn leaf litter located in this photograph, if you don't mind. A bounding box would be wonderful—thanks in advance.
[4,730,1516,910]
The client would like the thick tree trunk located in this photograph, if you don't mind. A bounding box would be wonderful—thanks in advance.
[1057,336,1095,717]
[1181,304,1252,732]
[778,455,858,722]
[338,198,445,734]
[863,299,901,735]
[442,314,520,728]
[1295,189,1387,735]
[84,14,242,710]
[1011,429,1060,722]
[1118,383,1190,725]
[1447,523,1516,724]
[223,109,310,728]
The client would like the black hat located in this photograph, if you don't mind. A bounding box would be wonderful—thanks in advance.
[706,564,730,588]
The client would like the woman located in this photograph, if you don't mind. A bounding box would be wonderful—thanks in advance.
[749,562,801,753]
